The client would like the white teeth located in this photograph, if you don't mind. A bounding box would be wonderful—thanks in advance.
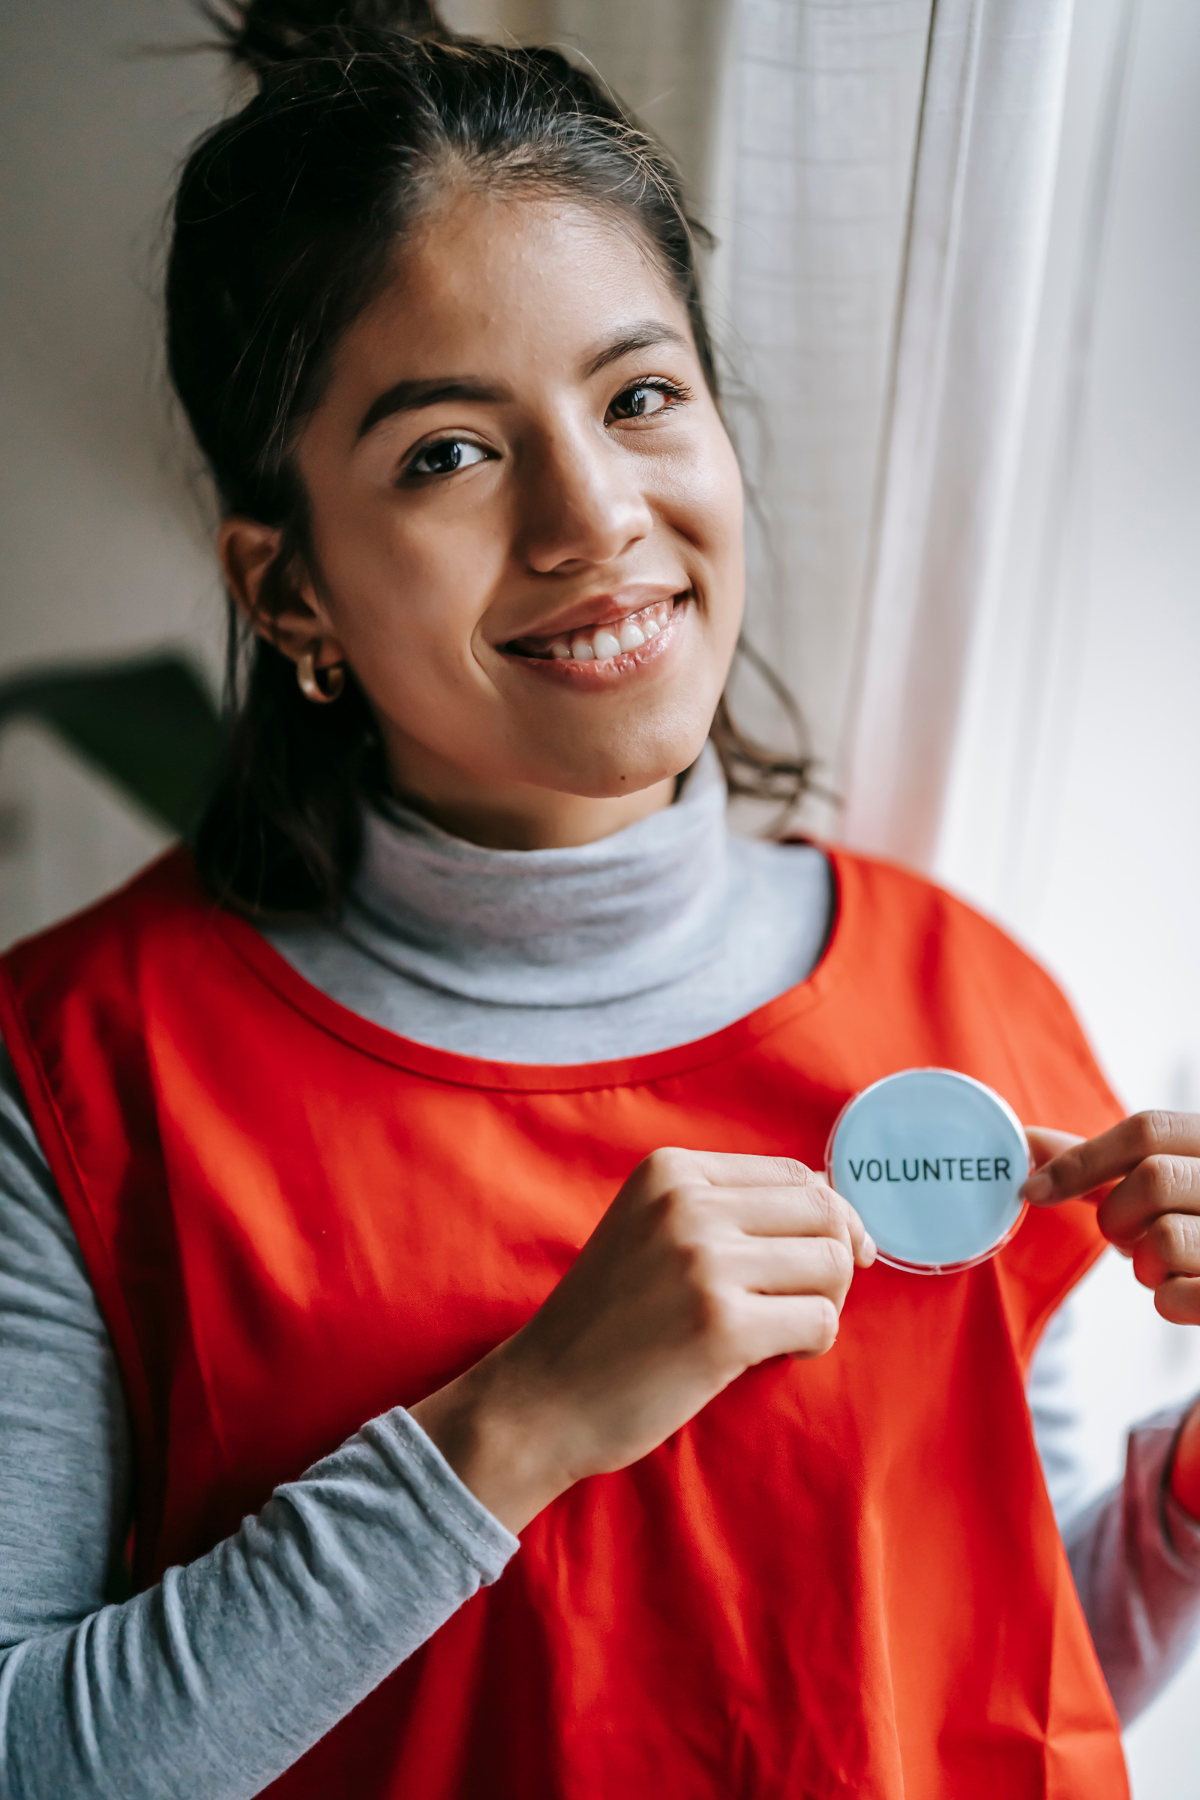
[532,597,680,664]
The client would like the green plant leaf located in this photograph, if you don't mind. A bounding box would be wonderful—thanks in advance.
[0,654,223,836]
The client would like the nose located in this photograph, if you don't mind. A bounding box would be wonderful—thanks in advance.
[518,420,654,576]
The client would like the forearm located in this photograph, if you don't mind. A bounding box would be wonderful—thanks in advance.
[0,1407,517,1800]
[0,1039,518,1799]
[1064,1404,1200,1724]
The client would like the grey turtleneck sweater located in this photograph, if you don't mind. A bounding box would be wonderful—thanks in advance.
[266,747,833,1058]
[0,750,1198,1799]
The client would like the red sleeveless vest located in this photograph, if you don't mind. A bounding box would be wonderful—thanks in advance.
[0,846,1129,1799]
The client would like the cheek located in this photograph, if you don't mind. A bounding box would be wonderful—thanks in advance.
[664,428,745,590]
[317,499,504,675]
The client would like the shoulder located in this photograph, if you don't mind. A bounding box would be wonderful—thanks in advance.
[0,849,240,1297]
[0,1037,80,1253]
[827,846,1121,1131]
[2,848,216,1020]
[831,844,1070,1005]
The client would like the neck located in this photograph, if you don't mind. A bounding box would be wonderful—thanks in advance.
[383,744,678,853]
[352,743,734,1010]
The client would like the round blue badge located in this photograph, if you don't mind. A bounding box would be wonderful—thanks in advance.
[825,1068,1031,1274]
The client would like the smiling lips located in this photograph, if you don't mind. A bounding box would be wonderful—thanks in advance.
[506,594,685,668]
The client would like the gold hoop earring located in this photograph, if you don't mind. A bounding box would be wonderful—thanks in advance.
[296,644,345,705]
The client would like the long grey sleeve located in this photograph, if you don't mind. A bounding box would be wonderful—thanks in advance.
[0,1412,515,1800]
[1027,1296,1200,1723]
[0,1048,133,1643]
[0,1052,517,1800]
[1063,1411,1200,1724]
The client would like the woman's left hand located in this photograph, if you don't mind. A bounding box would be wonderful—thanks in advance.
[1023,1112,1200,1322]
[1022,1111,1200,1520]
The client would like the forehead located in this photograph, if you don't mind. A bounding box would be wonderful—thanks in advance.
[331,192,689,394]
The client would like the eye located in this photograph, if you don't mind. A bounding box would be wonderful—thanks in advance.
[607,379,688,423]
[405,437,490,479]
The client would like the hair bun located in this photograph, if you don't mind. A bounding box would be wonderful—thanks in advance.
[208,0,442,76]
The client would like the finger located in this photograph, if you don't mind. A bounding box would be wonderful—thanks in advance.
[1125,1205,1200,1292]
[1097,1156,1200,1248]
[1155,1275,1200,1327]
[645,1147,826,1191]
[1021,1112,1200,1205]
[737,1292,842,1363]
[733,1233,856,1299]
[702,1182,875,1267]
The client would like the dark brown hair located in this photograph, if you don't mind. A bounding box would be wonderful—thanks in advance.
[171,0,813,914]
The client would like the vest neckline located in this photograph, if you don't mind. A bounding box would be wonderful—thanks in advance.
[211,840,849,1094]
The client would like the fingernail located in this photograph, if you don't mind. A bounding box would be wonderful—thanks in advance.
[862,1233,877,1265]
[1021,1171,1054,1204]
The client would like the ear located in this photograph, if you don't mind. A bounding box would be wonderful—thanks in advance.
[217,517,347,671]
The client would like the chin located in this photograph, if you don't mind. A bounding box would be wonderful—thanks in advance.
[535,720,715,800]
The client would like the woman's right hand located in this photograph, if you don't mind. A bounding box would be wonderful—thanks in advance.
[410,1148,875,1533]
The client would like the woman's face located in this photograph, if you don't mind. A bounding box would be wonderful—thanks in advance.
[225,189,745,846]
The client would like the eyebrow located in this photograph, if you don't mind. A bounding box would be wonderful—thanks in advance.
[581,321,690,379]
[355,321,691,440]
[357,378,510,440]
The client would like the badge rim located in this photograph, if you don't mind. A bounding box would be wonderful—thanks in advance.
[824,1067,1032,1276]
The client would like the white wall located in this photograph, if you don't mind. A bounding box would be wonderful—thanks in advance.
[1,2,1199,1792]
[0,0,224,940]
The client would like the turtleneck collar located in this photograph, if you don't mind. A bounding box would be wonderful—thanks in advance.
[343,745,734,1008]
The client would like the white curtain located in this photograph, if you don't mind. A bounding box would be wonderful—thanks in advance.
[837,0,1075,868]
[713,1,932,833]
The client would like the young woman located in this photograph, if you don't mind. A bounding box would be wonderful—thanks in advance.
[1,4,1198,1795]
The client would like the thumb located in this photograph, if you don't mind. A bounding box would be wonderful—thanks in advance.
[1020,1124,1135,1256]
[1024,1126,1084,1173]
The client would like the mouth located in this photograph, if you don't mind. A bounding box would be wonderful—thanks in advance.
[503,591,690,670]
